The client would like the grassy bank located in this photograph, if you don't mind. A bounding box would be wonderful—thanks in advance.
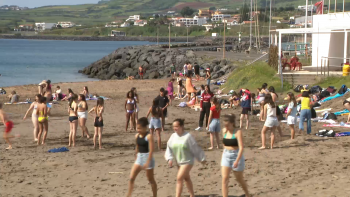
[315,75,350,88]
[223,61,292,92]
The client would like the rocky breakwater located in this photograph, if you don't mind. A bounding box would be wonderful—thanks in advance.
[80,45,236,80]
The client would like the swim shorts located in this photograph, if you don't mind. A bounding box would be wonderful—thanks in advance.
[5,121,13,133]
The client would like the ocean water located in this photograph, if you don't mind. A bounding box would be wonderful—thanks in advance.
[0,39,157,87]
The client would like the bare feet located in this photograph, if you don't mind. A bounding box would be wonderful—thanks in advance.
[208,147,214,150]
[5,146,12,150]
[34,138,38,142]
[68,144,71,147]
[99,146,103,149]
[216,146,220,149]
[87,135,90,139]
[258,146,266,150]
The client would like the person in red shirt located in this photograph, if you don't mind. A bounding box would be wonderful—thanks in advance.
[195,85,214,131]
[1,103,16,150]
[206,97,221,150]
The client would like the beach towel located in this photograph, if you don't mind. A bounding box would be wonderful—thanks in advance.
[319,88,350,103]
[323,124,350,128]
[87,96,110,101]
[48,147,69,153]
[334,109,350,116]
[316,108,332,113]
[178,102,187,107]
[4,102,29,105]
[335,132,350,137]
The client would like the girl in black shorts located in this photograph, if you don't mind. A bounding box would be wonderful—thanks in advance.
[89,97,104,149]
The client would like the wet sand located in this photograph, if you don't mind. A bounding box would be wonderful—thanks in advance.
[1,79,350,197]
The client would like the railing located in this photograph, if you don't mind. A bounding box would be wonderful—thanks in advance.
[319,56,350,76]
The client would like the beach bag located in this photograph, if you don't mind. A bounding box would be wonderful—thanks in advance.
[276,106,283,121]
[310,85,322,94]
[312,102,321,108]
[326,86,336,94]
[316,130,335,137]
[324,113,337,120]
[338,85,348,94]
[320,90,330,99]
[294,85,303,93]
[311,108,317,118]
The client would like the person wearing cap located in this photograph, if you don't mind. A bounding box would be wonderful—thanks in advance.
[205,68,211,86]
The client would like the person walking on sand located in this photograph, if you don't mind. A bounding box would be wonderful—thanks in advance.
[37,96,48,146]
[221,114,250,197]
[126,117,157,197]
[183,62,188,76]
[139,66,144,80]
[23,94,42,141]
[185,74,196,102]
[285,92,297,139]
[194,62,200,81]
[269,86,284,137]
[131,87,139,125]
[89,97,104,149]
[125,91,137,132]
[155,88,169,132]
[176,75,183,98]
[195,85,214,131]
[205,68,211,86]
[258,94,278,150]
[296,91,312,135]
[258,83,269,121]
[146,99,163,151]
[170,63,176,79]
[167,78,175,106]
[1,103,15,150]
[77,94,90,139]
[68,94,79,147]
[206,97,221,150]
[240,89,251,130]
[165,119,206,197]
[187,61,193,78]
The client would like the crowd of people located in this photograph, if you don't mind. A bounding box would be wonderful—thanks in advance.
[2,68,349,197]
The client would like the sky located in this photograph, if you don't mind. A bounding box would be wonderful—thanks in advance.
[0,0,100,8]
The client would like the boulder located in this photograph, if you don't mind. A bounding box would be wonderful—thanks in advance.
[186,50,195,58]
[149,71,160,79]
[213,65,221,72]
[123,67,134,76]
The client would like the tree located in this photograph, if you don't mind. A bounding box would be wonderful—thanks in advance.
[180,6,195,17]
[209,6,216,11]
[240,3,250,22]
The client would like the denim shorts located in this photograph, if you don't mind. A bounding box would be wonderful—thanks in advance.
[209,118,221,132]
[264,117,279,128]
[149,118,161,129]
[221,149,245,171]
[135,153,155,169]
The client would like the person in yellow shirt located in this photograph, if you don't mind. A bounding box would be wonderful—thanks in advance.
[297,91,312,134]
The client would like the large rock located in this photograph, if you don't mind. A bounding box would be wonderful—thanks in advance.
[123,67,134,76]
[186,50,195,59]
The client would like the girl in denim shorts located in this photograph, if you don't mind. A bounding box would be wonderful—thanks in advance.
[146,99,163,150]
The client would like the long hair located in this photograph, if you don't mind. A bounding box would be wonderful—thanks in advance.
[35,94,42,102]
[264,94,275,108]
[223,114,236,131]
[131,87,138,98]
[151,99,160,116]
[179,80,183,86]
[204,85,212,94]
[127,91,135,99]
[251,93,256,103]
[287,92,297,107]
[79,94,88,110]
[268,86,278,98]
[84,86,89,93]
[69,94,78,109]
[68,88,74,94]
[213,97,221,112]
[262,83,267,89]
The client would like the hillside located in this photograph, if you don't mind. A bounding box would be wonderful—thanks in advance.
[0,0,347,30]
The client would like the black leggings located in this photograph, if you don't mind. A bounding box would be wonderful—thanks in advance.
[199,102,211,127]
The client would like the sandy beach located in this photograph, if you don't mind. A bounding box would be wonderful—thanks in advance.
[1,79,350,197]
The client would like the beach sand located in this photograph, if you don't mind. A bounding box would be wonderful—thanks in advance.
[1,79,350,197]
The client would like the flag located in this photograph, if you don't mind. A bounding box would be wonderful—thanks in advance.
[315,1,323,14]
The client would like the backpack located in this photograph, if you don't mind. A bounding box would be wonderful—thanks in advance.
[338,85,348,94]
[320,90,330,99]
[311,108,317,118]
[326,86,336,94]
[324,113,337,120]
[316,129,335,137]
[310,85,322,94]
[294,85,303,93]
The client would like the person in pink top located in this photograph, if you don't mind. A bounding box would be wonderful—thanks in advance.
[195,85,214,131]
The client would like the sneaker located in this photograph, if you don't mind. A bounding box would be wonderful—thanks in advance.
[195,127,202,131]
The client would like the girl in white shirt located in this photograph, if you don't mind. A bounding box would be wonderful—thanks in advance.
[285,92,297,139]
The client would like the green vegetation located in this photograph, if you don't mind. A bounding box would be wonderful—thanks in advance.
[315,76,350,88]
[223,61,292,92]
[180,6,196,17]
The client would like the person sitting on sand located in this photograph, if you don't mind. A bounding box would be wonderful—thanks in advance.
[55,86,63,101]
[36,96,48,146]
[177,93,198,108]
[82,86,90,99]
[344,97,350,123]
[1,102,15,150]
[146,99,163,150]
[89,97,104,149]
[259,94,278,150]
[126,117,157,197]
[61,88,74,101]
[167,78,175,106]
[77,94,90,139]
[127,76,135,80]
[68,94,78,147]
[23,94,42,142]
[221,114,250,197]
[229,91,240,108]
[285,92,297,139]
[8,91,19,103]
[165,119,206,197]
[207,97,221,150]
[125,91,137,132]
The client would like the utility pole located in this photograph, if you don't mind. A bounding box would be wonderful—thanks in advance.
[250,0,253,49]
[269,0,272,47]
[223,21,226,59]
[157,27,159,45]
[187,26,188,46]
[168,23,171,50]
[304,0,308,45]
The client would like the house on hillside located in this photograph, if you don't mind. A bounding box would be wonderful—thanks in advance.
[242,21,255,24]
[120,22,130,28]
[57,22,75,28]
[134,20,147,26]
[18,24,34,30]
[172,16,207,27]
[35,23,57,31]
[294,16,313,27]
[110,30,126,37]
[212,13,231,21]
[126,15,140,22]
[198,9,213,18]
[167,11,176,16]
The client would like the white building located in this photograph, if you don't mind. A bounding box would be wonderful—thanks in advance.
[126,15,140,22]
[35,23,57,31]
[298,5,316,12]
[174,16,207,27]
[134,20,147,26]
[212,14,231,21]
[120,22,130,28]
[57,22,75,28]
[275,12,350,71]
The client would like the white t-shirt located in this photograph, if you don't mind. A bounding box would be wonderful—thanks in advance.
[183,64,188,72]
[56,89,62,94]
[288,102,297,117]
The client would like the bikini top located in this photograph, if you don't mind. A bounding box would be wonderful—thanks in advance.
[34,104,38,110]
[78,102,83,108]
[127,99,135,104]
[223,130,238,147]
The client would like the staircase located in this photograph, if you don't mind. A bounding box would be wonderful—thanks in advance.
[281,74,322,86]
